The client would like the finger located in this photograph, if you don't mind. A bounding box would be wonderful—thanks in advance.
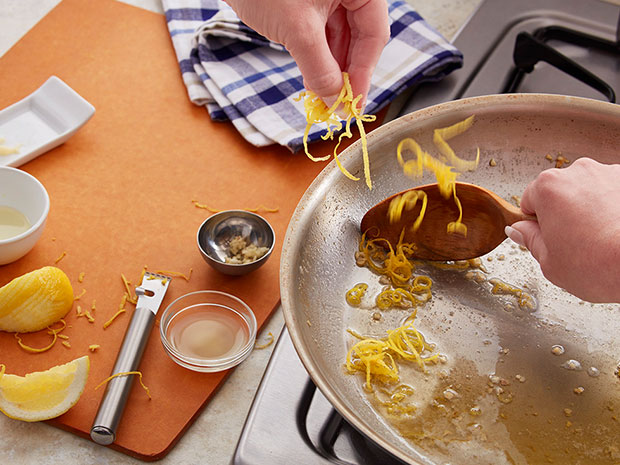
[342,0,390,108]
[326,6,350,70]
[518,179,538,216]
[510,220,547,264]
[285,14,344,105]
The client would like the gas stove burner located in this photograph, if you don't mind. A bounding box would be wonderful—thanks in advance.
[503,13,620,102]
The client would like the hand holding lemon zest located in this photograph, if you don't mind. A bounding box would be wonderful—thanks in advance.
[297,72,376,189]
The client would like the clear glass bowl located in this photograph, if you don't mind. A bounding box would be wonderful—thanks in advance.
[159,290,257,372]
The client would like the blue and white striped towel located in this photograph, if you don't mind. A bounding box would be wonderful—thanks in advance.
[163,0,463,152]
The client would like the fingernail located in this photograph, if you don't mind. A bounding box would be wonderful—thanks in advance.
[322,94,341,110]
[505,226,525,246]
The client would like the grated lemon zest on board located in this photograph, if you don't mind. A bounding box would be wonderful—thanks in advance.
[254,332,275,349]
[57,334,69,340]
[83,309,95,323]
[78,272,85,283]
[88,344,100,352]
[103,308,126,329]
[155,268,192,282]
[54,251,67,264]
[95,371,151,399]
[120,274,137,304]
[61,340,71,349]
[296,72,376,189]
[192,200,279,214]
[74,289,86,301]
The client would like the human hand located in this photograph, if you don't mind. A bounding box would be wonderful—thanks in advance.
[224,0,390,109]
[506,158,620,303]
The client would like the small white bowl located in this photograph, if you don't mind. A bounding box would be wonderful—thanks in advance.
[0,167,50,265]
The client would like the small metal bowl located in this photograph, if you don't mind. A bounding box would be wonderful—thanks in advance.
[197,210,275,276]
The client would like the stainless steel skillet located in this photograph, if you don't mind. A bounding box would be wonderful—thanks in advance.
[280,94,620,465]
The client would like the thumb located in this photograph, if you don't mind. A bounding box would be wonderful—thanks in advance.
[507,220,547,265]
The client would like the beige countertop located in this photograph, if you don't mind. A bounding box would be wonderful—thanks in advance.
[0,0,480,463]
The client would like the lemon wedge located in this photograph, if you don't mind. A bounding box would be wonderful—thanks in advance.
[0,356,89,422]
[0,266,74,333]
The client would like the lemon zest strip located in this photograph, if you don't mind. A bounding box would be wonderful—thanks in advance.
[255,332,275,349]
[155,268,193,282]
[95,371,151,399]
[103,308,126,329]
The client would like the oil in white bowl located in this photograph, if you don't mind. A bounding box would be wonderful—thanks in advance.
[0,206,31,240]
[168,304,250,360]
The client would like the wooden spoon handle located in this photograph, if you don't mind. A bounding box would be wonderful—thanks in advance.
[501,200,536,225]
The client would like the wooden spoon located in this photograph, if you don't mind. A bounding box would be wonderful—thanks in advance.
[360,182,535,261]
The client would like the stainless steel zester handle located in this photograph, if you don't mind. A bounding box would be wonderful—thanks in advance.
[90,306,156,445]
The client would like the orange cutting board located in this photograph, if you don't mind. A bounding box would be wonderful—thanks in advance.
[0,0,385,460]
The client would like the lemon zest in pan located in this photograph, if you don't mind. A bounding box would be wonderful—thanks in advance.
[357,231,419,287]
[95,371,151,399]
[296,72,376,189]
[345,283,368,307]
[346,321,439,392]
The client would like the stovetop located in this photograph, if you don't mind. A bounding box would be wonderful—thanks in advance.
[233,0,619,463]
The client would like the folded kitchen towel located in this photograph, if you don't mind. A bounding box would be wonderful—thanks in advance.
[163,0,463,151]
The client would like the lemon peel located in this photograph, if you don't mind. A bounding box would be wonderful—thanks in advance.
[15,319,67,354]
[0,356,90,422]
[0,266,74,333]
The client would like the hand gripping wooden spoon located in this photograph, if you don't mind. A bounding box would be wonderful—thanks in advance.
[360,182,535,261]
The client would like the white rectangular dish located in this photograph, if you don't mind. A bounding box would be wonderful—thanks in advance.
[0,76,95,168]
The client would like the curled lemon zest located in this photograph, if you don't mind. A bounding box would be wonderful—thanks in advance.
[390,116,479,236]
[433,115,480,171]
[14,319,67,354]
[346,283,368,306]
[95,371,151,399]
[255,332,275,350]
[346,321,439,392]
